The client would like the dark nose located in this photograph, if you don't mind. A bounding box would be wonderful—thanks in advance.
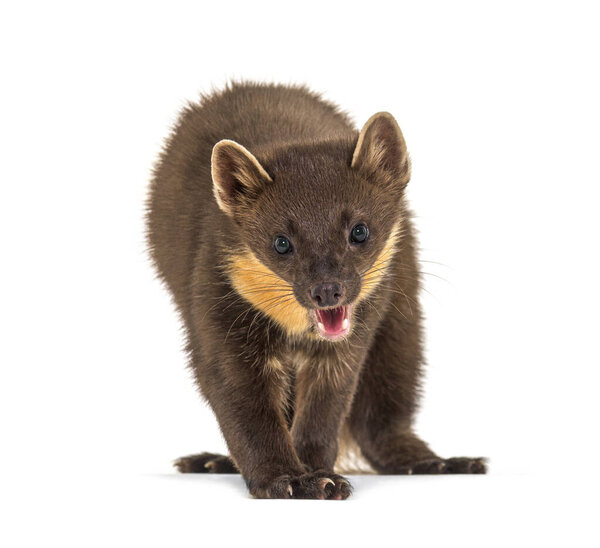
[309,282,345,307]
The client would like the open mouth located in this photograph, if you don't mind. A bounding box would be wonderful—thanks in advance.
[313,305,352,340]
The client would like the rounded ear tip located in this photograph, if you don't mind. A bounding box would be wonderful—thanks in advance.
[212,139,241,153]
[352,110,408,172]
[366,111,400,128]
[211,140,231,166]
[372,111,395,119]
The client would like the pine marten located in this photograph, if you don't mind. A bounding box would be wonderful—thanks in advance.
[146,82,486,500]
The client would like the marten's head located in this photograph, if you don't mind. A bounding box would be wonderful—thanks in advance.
[212,112,410,341]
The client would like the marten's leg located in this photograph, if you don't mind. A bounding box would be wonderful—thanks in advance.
[349,295,486,475]
[184,327,354,498]
[288,347,366,499]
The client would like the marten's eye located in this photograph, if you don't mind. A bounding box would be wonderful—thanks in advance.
[274,235,292,254]
[350,224,369,244]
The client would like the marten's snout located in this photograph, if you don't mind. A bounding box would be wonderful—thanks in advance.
[309,282,345,308]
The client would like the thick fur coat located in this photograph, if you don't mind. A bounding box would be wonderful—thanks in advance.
[146,82,485,499]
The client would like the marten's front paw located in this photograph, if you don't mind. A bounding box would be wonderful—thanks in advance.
[251,472,352,500]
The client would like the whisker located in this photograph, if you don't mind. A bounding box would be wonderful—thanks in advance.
[227,268,288,280]
[253,294,298,310]
[225,287,295,297]
[361,280,418,308]
[258,295,297,314]
[224,305,254,343]
[386,299,408,321]
[420,260,451,268]
[362,298,383,321]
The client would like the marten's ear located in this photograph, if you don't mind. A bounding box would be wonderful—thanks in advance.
[211,139,273,217]
[351,112,410,184]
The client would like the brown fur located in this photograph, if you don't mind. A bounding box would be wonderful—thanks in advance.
[146,82,486,500]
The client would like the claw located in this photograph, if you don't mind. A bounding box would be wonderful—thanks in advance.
[318,478,335,490]
[204,460,215,470]
[286,484,293,498]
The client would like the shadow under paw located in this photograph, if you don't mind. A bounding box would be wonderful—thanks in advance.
[174,452,238,474]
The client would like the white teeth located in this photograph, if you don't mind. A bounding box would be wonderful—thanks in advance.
[318,322,325,332]
[342,318,349,330]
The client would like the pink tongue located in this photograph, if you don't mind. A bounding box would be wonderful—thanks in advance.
[316,307,345,334]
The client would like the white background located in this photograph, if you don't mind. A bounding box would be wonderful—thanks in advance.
[1,1,599,546]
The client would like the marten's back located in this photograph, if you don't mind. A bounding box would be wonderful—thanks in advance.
[146,83,355,310]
